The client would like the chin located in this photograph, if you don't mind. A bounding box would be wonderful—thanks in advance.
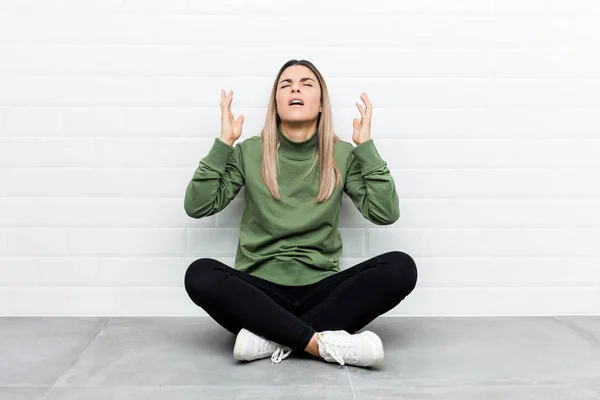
[279,114,319,124]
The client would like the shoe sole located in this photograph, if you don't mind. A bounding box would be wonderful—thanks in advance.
[360,330,384,367]
[233,328,250,361]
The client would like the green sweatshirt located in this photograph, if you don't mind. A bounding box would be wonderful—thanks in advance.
[184,126,399,286]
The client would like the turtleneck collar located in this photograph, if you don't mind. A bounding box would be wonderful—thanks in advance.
[277,125,318,160]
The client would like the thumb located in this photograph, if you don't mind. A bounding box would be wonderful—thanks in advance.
[235,115,244,130]
[353,118,359,130]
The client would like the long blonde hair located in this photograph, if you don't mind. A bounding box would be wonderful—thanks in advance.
[261,59,343,203]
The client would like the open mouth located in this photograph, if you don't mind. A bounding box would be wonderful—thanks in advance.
[289,99,304,107]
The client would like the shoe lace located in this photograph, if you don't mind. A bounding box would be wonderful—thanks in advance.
[271,345,292,364]
[316,333,358,366]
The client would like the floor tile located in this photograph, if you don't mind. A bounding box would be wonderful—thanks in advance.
[556,316,600,348]
[352,383,600,400]
[347,317,600,386]
[44,385,354,400]
[0,387,50,400]
[55,317,350,387]
[5,316,600,399]
[586,384,600,398]
[0,317,108,385]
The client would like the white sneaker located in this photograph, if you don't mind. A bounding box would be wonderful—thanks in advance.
[233,328,293,364]
[316,330,384,367]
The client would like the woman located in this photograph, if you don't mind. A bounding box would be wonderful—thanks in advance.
[183,59,418,367]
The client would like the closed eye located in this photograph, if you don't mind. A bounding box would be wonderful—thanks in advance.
[280,84,313,88]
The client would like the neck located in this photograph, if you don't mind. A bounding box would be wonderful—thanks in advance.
[277,122,318,161]
[279,120,318,142]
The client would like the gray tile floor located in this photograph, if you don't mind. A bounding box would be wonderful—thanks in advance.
[1,316,600,399]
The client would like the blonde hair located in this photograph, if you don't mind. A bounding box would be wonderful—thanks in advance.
[261,59,343,202]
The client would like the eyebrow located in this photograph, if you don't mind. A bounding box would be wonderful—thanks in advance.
[278,77,317,85]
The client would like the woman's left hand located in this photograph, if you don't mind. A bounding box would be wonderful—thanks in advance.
[352,92,372,146]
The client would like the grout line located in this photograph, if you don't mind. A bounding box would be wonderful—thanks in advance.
[6,196,600,201]
[38,386,53,400]
[346,367,357,400]
[3,71,600,78]
[2,104,599,110]
[554,316,600,350]
[40,317,111,400]
[4,166,600,171]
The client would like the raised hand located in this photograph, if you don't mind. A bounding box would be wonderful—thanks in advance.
[220,89,244,146]
[352,92,372,146]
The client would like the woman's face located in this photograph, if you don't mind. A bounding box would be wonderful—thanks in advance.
[275,65,322,125]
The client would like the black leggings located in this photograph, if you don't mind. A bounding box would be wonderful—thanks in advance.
[184,251,418,354]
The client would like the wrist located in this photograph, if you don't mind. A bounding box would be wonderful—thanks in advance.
[219,137,235,146]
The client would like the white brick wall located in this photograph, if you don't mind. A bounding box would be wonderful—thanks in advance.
[1,0,599,316]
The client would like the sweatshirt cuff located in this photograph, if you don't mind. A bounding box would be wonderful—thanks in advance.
[201,138,235,172]
[351,139,387,175]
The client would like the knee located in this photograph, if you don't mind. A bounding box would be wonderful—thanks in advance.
[379,251,418,295]
[184,258,224,300]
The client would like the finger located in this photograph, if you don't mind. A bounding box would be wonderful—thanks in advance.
[222,90,230,110]
[361,92,372,116]
[236,115,244,127]
[227,90,233,110]
[356,101,366,119]
[353,118,359,130]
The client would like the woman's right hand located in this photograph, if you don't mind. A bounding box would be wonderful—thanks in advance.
[220,89,244,146]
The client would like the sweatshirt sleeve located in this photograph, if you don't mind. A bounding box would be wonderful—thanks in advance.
[343,139,400,225]
[184,138,245,219]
